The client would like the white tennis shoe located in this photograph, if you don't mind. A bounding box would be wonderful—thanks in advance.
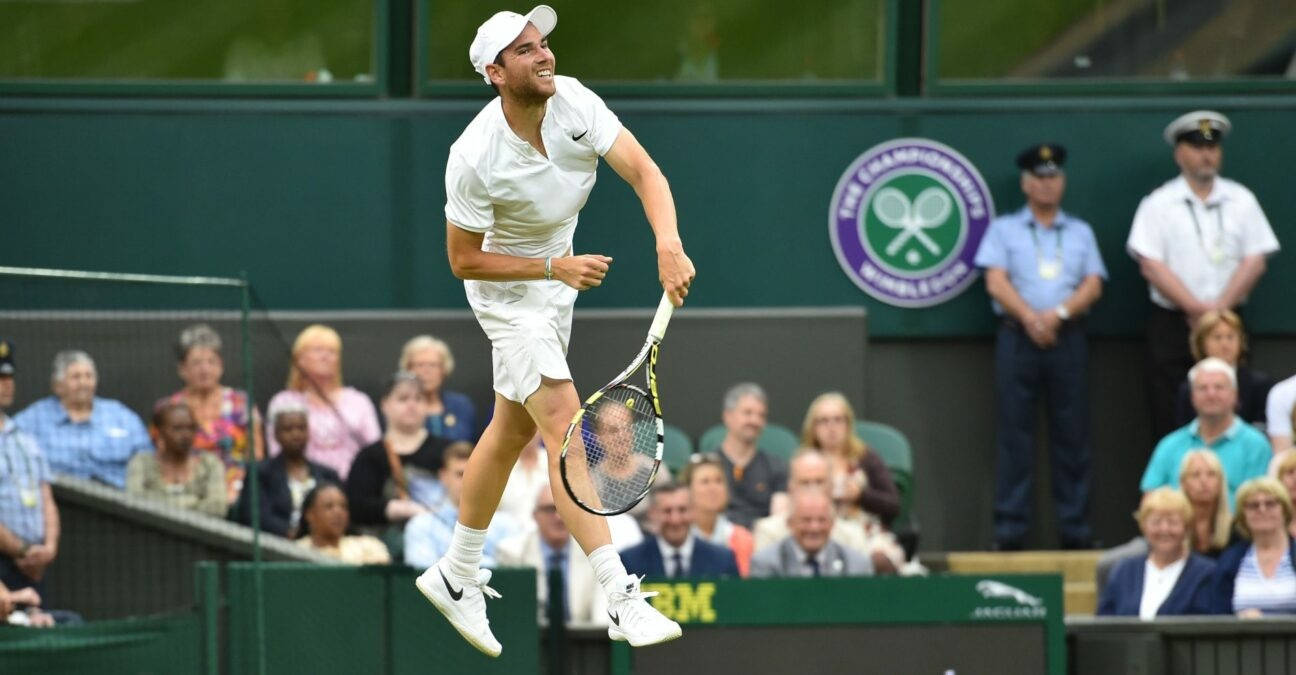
[606,574,683,647]
[415,559,503,657]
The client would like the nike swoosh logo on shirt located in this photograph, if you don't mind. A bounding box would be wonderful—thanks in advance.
[439,568,464,601]
[571,130,588,141]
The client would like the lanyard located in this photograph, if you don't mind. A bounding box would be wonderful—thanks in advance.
[1184,199,1224,259]
[1029,220,1063,262]
[0,432,36,484]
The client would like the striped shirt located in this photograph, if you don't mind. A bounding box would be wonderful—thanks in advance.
[0,415,51,544]
[1232,546,1296,615]
[13,396,152,489]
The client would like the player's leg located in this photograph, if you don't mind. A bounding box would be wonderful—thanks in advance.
[521,376,613,551]
[415,394,535,658]
[525,376,682,646]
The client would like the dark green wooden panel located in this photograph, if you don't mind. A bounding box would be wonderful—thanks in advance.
[2,96,1292,338]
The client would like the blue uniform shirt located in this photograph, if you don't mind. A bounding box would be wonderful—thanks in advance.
[1139,416,1271,505]
[974,206,1109,315]
[0,416,51,545]
[13,396,152,489]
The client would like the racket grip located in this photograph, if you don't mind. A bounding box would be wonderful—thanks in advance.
[648,292,675,343]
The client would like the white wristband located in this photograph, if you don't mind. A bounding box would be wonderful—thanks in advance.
[1055,304,1071,320]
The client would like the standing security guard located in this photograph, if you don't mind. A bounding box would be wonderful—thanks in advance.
[1126,111,1279,442]
[974,144,1108,550]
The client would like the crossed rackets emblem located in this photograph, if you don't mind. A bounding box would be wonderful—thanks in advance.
[871,186,953,263]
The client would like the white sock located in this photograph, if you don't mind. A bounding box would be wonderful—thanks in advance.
[445,522,487,578]
[588,544,630,597]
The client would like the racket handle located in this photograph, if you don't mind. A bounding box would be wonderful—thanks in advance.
[648,292,675,343]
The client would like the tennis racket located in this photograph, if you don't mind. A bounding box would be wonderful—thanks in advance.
[559,292,674,516]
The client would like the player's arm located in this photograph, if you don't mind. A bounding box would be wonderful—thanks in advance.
[603,128,696,307]
[445,222,611,290]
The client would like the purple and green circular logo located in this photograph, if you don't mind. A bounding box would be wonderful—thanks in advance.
[829,138,995,308]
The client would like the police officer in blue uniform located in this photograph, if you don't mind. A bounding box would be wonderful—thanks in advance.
[974,144,1108,550]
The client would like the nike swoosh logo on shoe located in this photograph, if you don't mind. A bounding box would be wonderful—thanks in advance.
[439,568,464,601]
[572,130,588,141]
[608,611,620,626]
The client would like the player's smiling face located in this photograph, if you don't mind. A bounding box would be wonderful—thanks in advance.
[492,23,556,102]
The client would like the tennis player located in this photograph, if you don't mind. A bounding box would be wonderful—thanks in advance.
[415,5,695,656]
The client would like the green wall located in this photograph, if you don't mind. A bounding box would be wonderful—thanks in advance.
[2,96,1292,337]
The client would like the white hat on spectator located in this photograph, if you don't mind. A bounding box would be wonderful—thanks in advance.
[468,5,558,84]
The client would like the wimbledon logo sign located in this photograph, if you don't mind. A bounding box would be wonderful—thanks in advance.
[828,138,995,308]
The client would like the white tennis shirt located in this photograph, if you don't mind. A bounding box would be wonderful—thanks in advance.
[444,75,623,259]
[1126,175,1279,310]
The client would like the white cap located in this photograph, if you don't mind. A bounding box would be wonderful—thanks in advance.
[468,5,558,84]
[1162,110,1231,146]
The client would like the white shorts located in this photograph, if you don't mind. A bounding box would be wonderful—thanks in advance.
[466,278,578,403]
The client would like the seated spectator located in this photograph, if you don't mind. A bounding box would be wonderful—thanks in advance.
[750,490,874,578]
[156,324,263,505]
[1097,488,1214,617]
[1275,452,1296,540]
[1097,450,1234,594]
[126,403,227,518]
[235,403,340,537]
[1267,373,1296,455]
[753,451,901,574]
[1141,357,1270,505]
[1181,450,1234,557]
[346,373,442,536]
[267,325,380,480]
[404,442,517,569]
[681,455,754,577]
[1173,310,1272,429]
[0,342,62,599]
[715,383,787,528]
[296,482,390,564]
[496,486,609,626]
[754,451,865,551]
[619,482,739,578]
[1210,477,1296,616]
[398,335,477,443]
[800,392,901,529]
[14,350,151,488]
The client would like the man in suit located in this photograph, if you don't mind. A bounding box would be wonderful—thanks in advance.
[497,486,608,626]
[619,483,739,578]
[751,490,874,578]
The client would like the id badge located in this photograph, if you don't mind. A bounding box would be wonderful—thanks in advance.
[1038,260,1061,280]
[20,488,38,508]
[1208,245,1226,265]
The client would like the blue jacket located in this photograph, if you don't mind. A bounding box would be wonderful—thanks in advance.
[1208,537,1296,615]
[1097,553,1215,616]
[619,535,739,578]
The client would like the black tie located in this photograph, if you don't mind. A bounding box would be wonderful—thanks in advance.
[806,556,821,578]
[546,550,568,622]
[671,551,685,578]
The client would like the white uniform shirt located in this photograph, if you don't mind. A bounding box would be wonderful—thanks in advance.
[1266,374,1296,440]
[1126,175,1279,309]
[444,74,622,259]
[1139,556,1186,620]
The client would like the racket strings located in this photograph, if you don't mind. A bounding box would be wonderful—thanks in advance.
[571,386,659,514]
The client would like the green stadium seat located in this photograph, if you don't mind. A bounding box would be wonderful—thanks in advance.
[855,420,919,557]
[697,423,800,462]
[662,424,694,473]
[854,420,913,474]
